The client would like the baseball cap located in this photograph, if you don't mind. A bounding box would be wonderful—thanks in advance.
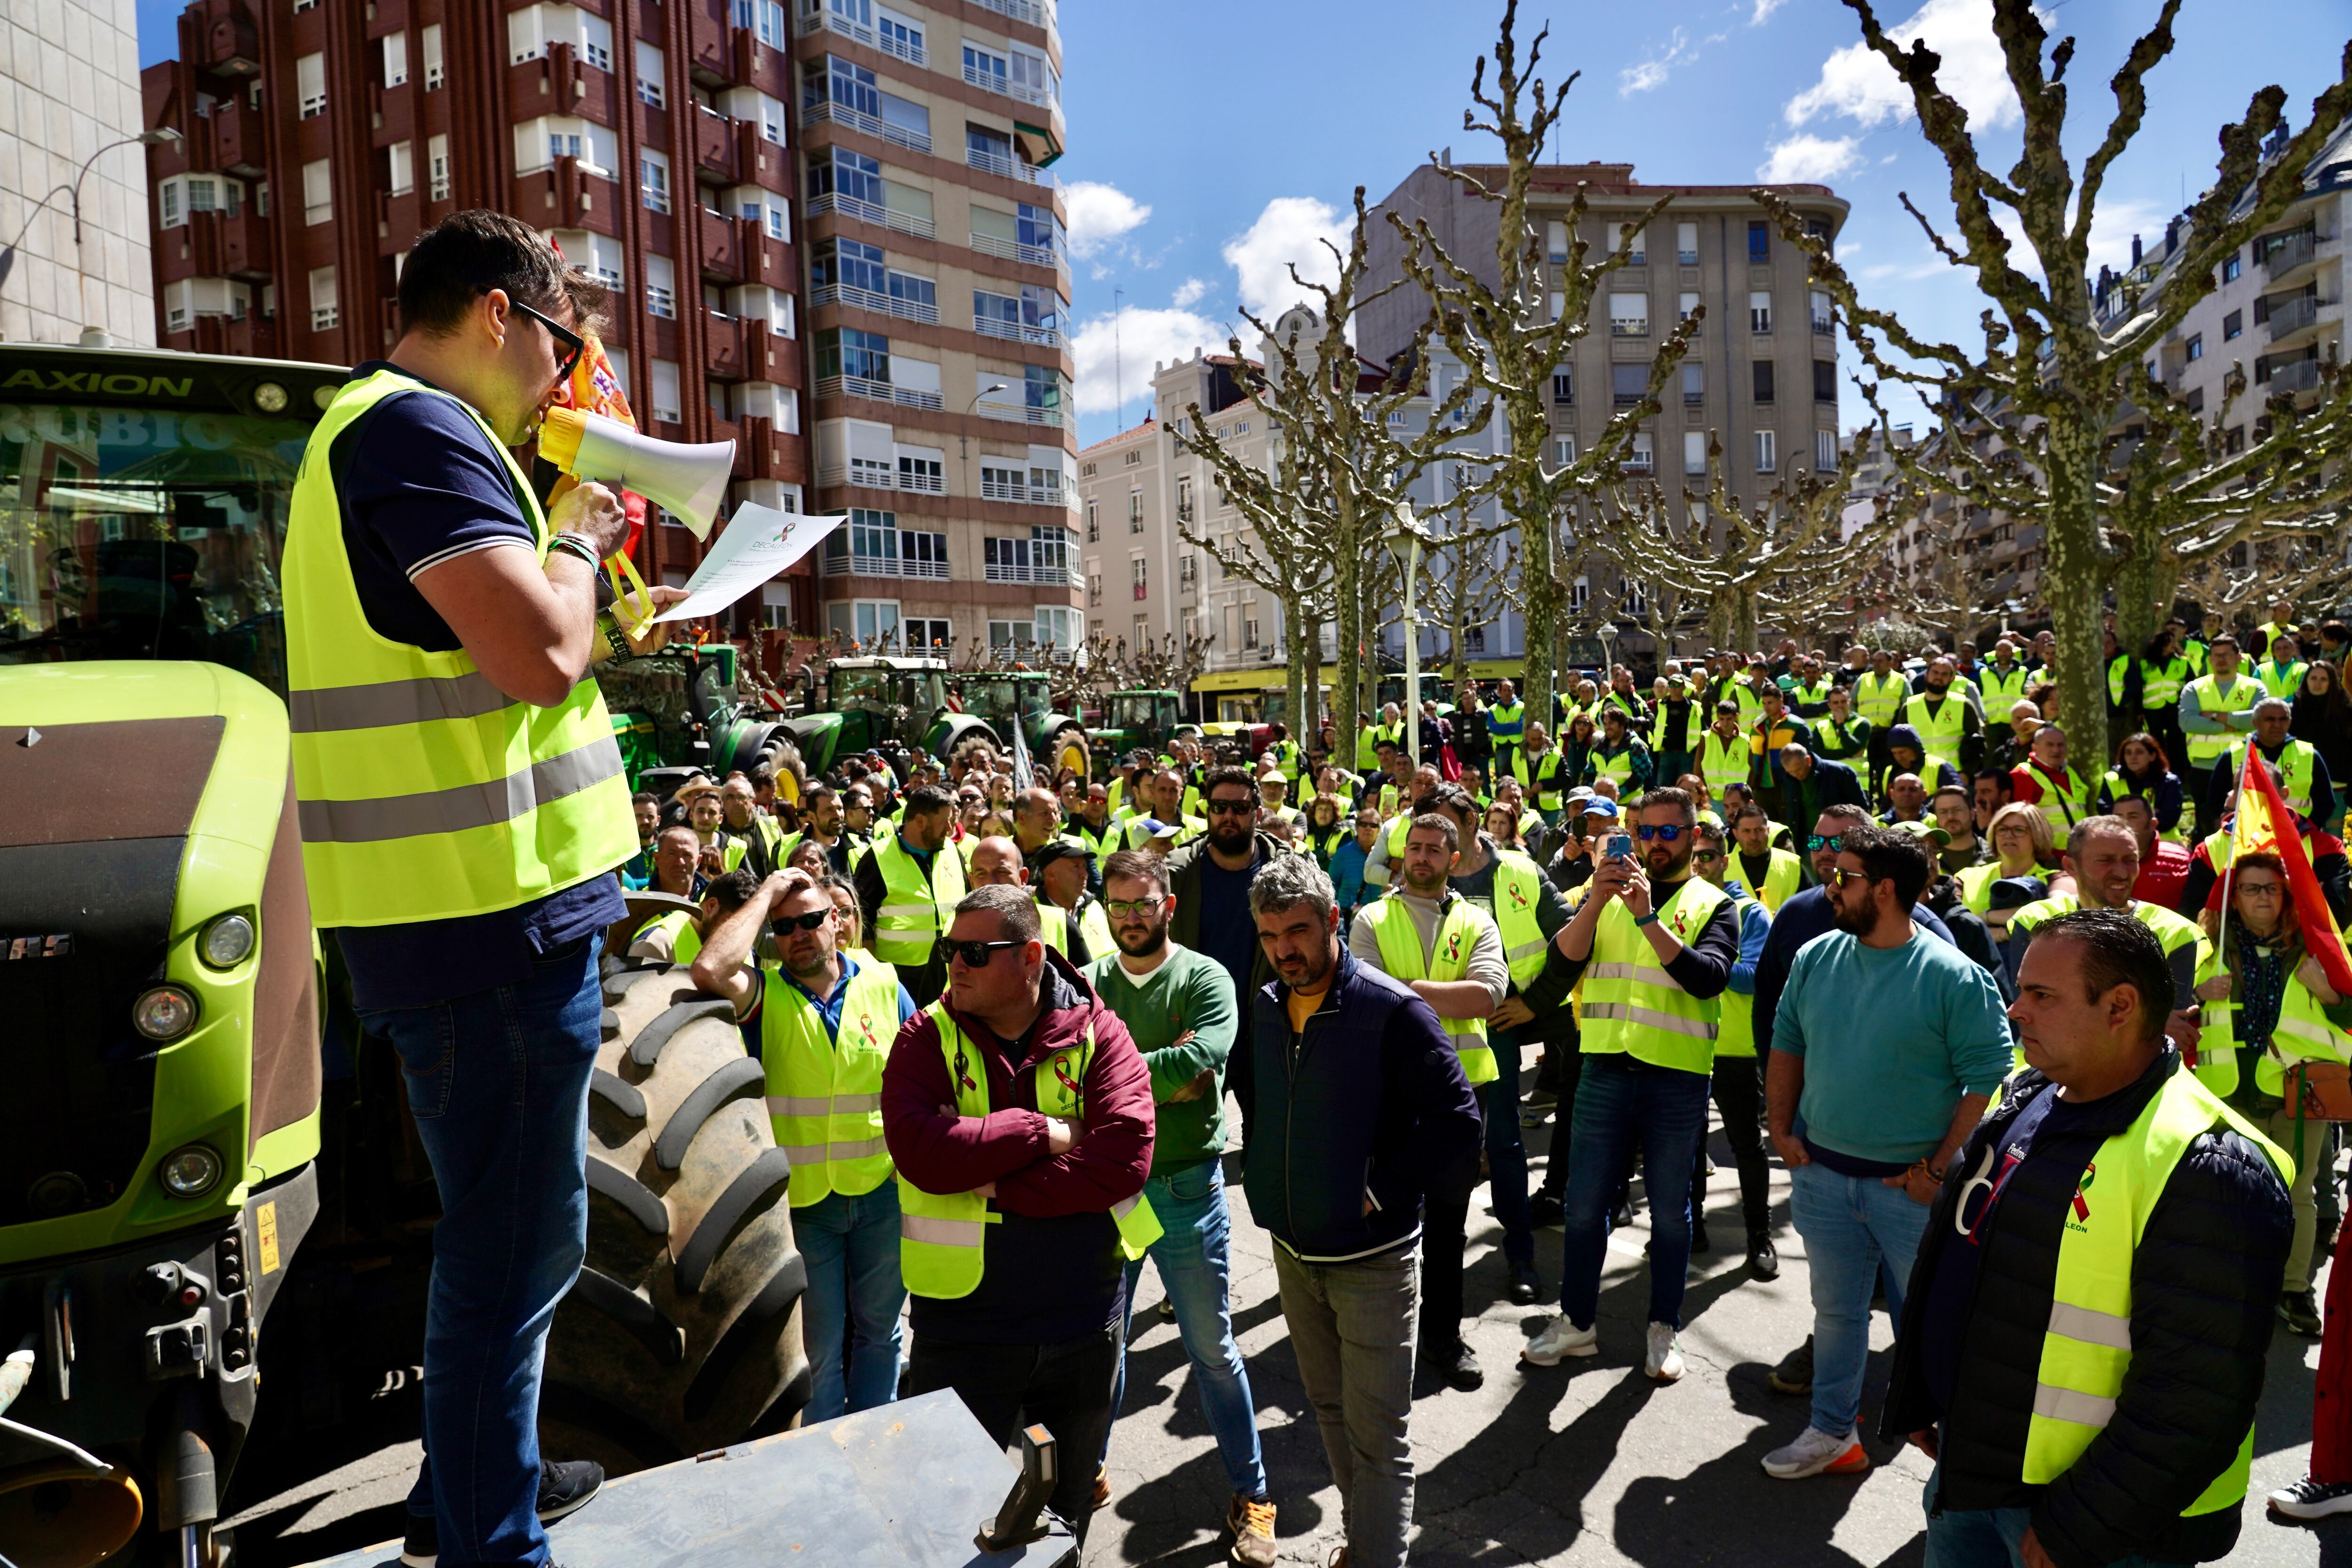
[1139,819,1183,841]
[1578,798,1621,820]
[1031,839,1092,871]
[1888,819,1952,847]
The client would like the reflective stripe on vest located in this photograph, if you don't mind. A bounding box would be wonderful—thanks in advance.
[763,961,900,1206]
[284,369,635,926]
[1363,893,1498,1084]
[1577,877,1728,1073]
[2020,1067,2287,1515]
[1487,701,1525,742]
[1980,665,2029,709]
[1513,748,1567,809]
[2190,942,2352,1100]
[871,831,965,966]
[1363,812,1414,888]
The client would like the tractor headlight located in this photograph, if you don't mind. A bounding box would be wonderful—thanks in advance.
[133,985,199,1042]
[157,1145,223,1199]
[199,913,256,969]
[251,381,288,414]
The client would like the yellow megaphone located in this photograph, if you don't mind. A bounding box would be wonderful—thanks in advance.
[538,407,734,540]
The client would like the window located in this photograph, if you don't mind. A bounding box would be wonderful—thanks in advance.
[158,178,183,228]
[1812,359,1837,402]
[1548,292,1565,323]
[1085,500,1099,541]
[1126,489,1144,532]
[579,12,612,71]
[2224,310,2243,341]
[1749,292,1772,333]
[636,41,666,107]
[1676,221,1699,264]
[1815,430,1837,471]
[297,52,326,117]
[651,359,683,424]
[807,145,884,207]
[1624,579,1649,616]
[1568,575,1590,613]
[2222,250,2242,283]
[1616,224,1645,264]
[897,453,941,490]
[422,24,444,88]
[815,326,890,382]
[308,264,338,331]
[962,43,1008,93]
[1683,431,1707,476]
[1628,431,1653,472]
[1611,363,1647,407]
[1123,449,1141,467]
[645,255,676,318]
[1131,557,1148,597]
[387,141,413,196]
[383,32,408,87]
[1748,220,1769,262]
[302,159,332,225]
[878,8,923,62]
[428,134,450,200]
[812,53,881,119]
[734,0,787,47]
[2225,424,2244,454]
[1682,361,1704,406]
[1810,290,1833,334]
[640,150,670,213]
[1547,220,1569,263]
[1243,618,1259,650]
[1608,293,1648,335]
[829,599,901,648]
[2186,386,2205,414]
[1677,290,1700,322]
[1754,429,1777,472]
[2186,334,2204,362]
[1752,360,1775,403]
[1551,371,1573,406]
[983,526,1075,585]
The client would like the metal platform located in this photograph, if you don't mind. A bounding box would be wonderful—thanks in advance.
[296,1391,1079,1568]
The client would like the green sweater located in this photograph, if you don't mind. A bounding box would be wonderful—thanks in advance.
[1084,942,1236,1176]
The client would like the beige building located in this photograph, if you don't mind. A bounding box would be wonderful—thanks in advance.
[800,0,1081,657]
[0,0,155,346]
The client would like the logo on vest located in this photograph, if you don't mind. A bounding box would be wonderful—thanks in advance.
[2067,1162,2096,1231]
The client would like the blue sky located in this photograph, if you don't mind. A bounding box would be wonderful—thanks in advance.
[136,0,2346,449]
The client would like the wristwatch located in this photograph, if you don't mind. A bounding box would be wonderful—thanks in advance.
[1633,912,1661,928]
[596,610,632,661]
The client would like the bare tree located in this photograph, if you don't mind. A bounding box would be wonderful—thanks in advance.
[1173,187,1482,756]
[1385,0,1699,728]
[1768,0,2352,738]
[1419,526,1517,692]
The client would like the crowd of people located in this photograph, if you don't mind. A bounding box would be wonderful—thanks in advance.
[591,600,2352,1568]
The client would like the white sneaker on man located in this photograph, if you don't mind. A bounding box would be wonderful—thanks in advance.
[1521,1313,1599,1366]
[1761,1426,1869,1479]
[1645,1323,1684,1382]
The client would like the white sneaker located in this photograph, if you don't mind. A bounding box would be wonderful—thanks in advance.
[1645,1322,1684,1381]
[1521,1313,1598,1366]
[1761,1425,1869,1479]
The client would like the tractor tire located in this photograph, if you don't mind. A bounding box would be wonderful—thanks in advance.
[540,962,810,1476]
[1049,724,1090,785]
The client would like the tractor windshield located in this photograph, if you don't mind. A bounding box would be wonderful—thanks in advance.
[896,669,946,713]
[1106,694,1160,731]
[0,402,308,691]
[833,667,895,709]
[960,676,1018,722]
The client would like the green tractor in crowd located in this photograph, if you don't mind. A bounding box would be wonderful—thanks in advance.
[0,342,812,1566]
[777,654,951,779]
[1089,688,1188,772]
[949,669,1091,781]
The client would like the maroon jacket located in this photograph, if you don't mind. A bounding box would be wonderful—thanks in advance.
[882,951,1154,1342]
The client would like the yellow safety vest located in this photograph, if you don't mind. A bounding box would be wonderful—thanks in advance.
[633,908,704,966]
[2009,894,2207,1066]
[1577,876,1729,1074]
[1354,725,1380,771]
[896,1005,1161,1298]
[2190,942,2352,1100]
[1853,671,1909,729]
[763,960,901,1207]
[2017,1065,2285,1512]
[1513,748,1568,810]
[1878,755,1954,800]
[1900,689,1972,759]
[1589,744,1641,790]
[1487,700,1526,744]
[2099,769,2191,844]
[2107,656,2191,713]
[2258,660,2310,703]
[2022,762,2094,850]
[1738,845,1804,913]
[1714,891,1765,1059]
[1362,813,1416,889]
[1788,680,1832,716]
[1954,860,2014,915]
[1068,820,1123,866]
[2180,675,2257,768]
[1362,893,1498,1084]
[870,831,966,967]
[285,368,634,926]
[1979,663,2030,711]
[1036,895,1115,961]
[1490,848,1553,989]
[2218,738,2319,817]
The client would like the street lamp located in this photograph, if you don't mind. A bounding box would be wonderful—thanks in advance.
[0,129,182,297]
[958,382,1009,462]
[1384,501,1434,768]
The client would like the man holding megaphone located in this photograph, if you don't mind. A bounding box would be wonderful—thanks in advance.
[283,210,689,1568]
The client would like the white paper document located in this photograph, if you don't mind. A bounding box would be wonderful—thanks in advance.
[647,507,844,622]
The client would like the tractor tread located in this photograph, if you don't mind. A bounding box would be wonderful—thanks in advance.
[571,1266,686,1366]
[653,1059,767,1171]
[627,997,736,1068]
[675,1148,793,1295]
[591,1068,647,1122]
[586,1159,670,1237]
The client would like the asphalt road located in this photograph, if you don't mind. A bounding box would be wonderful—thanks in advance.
[220,1099,2345,1568]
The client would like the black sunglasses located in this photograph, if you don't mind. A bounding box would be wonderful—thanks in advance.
[943,938,1024,967]
[1206,798,1256,816]
[771,909,832,933]
[483,289,585,379]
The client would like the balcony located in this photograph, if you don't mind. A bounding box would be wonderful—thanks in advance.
[704,311,750,378]
[2267,293,2322,342]
[2265,229,2318,282]
[191,0,261,74]
[693,107,742,184]
[969,0,1050,26]
[746,230,795,291]
[815,373,944,411]
[973,313,1060,348]
[961,60,1056,112]
[982,558,1076,586]
[809,191,935,239]
[2269,358,2324,397]
[969,231,1064,272]
[1610,318,1648,336]
[732,415,802,483]
[801,99,932,156]
[822,548,950,581]
[193,96,267,176]
[813,281,939,325]
[185,208,272,279]
[698,206,746,282]
[742,320,796,382]
[975,398,1062,429]
[979,475,1065,505]
[1812,317,1835,337]
[965,143,1055,188]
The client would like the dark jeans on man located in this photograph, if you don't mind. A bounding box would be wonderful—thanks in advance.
[366,933,603,1568]
[909,1328,1120,1546]
[1418,1142,1481,1358]
[1693,1052,1771,1237]
[1485,1030,1534,1266]
[1536,1037,1587,1205]
[1557,1054,1710,1330]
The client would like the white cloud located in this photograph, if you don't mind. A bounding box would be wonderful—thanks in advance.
[1620,26,1692,96]
[1171,277,1208,308]
[1750,0,1788,24]
[1070,302,1228,419]
[1065,180,1151,260]
[1757,134,1863,185]
[1784,0,2023,132]
[1221,197,1349,317]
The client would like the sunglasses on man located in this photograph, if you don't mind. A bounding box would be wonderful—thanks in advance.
[1634,823,1684,842]
[943,937,1025,967]
[1805,833,1847,852]
[480,287,585,379]
[771,909,833,934]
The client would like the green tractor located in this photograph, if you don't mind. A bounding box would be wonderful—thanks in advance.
[946,669,1090,781]
[1089,688,1187,771]
[777,654,951,778]
[597,639,808,804]
[0,343,811,1565]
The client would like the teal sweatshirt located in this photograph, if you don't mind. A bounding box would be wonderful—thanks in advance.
[1084,942,1236,1176]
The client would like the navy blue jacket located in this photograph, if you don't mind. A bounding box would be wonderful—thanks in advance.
[1241,947,1482,1263]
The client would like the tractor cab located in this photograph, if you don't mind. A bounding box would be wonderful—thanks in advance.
[957,670,1051,729]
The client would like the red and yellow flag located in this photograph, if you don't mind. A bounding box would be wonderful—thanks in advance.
[2231,743,2352,994]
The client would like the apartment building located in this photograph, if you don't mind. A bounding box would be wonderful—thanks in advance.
[1073,414,1165,658]
[0,0,155,346]
[794,0,1080,657]
[142,0,814,633]
[1361,159,1851,637]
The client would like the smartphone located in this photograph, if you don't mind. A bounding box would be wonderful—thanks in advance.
[1605,833,1634,860]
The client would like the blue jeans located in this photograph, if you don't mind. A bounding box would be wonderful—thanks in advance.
[1106,1159,1268,1500]
[1922,1466,2185,1567]
[1486,1029,1533,1266]
[794,1184,907,1423]
[366,933,603,1568]
[1792,1160,1932,1439]
[1557,1054,1710,1329]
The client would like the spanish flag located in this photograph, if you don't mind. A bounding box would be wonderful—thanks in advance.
[2232,742,2352,994]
